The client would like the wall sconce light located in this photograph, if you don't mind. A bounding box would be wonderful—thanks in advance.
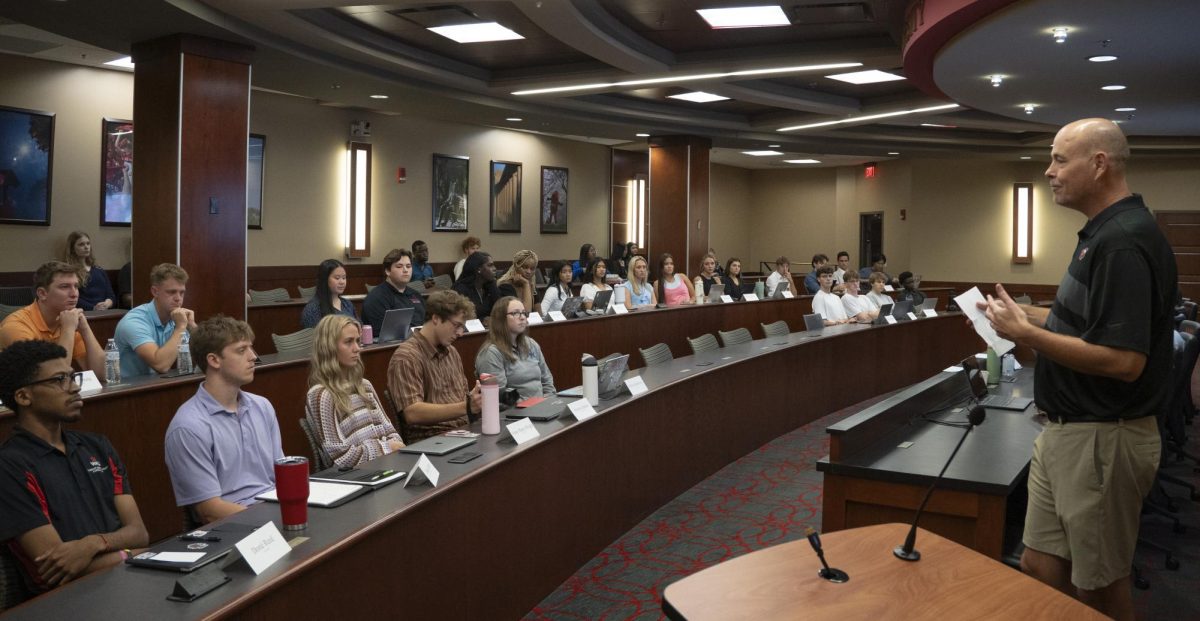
[625,174,647,250]
[346,141,372,258]
[1013,182,1033,264]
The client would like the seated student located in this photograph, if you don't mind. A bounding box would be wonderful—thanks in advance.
[0,340,148,596]
[387,290,483,443]
[805,254,829,294]
[707,248,726,277]
[475,296,556,399]
[362,248,426,336]
[623,255,657,309]
[539,260,574,314]
[301,259,358,329]
[452,252,501,321]
[896,271,927,307]
[608,242,629,279]
[306,315,403,468]
[63,231,115,311]
[722,257,746,301]
[764,256,798,298]
[655,253,695,307]
[866,271,894,309]
[572,243,597,282]
[840,270,878,322]
[833,251,851,284]
[858,253,893,284]
[580,258,613,311]
[497,249,539,312]
[697,253,723,296]
[411,239,436,289]
[164,316,282,525]
[810,266,850,325]
[1,262,105,378]
[114,263,197,377]
[452,236,481,281]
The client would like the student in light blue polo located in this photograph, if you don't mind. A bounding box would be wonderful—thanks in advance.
[113,263,197,378]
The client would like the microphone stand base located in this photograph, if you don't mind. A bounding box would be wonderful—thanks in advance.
[893,546,921,561]
[817,568,850,583]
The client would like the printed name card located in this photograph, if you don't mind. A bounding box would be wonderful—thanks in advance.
[548,311,567,322]
[612,304,628,315]
[884,285,895,292]
[624,376,649,396]
[503,418,540,445]
[781,290,795,299]
[906,312,918,321]
[527,313,544,325]
[567,398,599,421]
[403,454,440,488]
[922,308,938,318]
[80,370,103,394]
[720,295,733,303]
[884,315,898,325]
[464,319,486,333]
[743,293,760,301]
[235,522,290,575]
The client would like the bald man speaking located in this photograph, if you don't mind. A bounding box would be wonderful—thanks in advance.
[981,118,1176,620]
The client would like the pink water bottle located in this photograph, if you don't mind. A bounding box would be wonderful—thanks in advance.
[361,324,374,345]
[480,373,500,435]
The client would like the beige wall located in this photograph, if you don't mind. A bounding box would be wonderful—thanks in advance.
[708,163,751,264]
[746,167,838,271]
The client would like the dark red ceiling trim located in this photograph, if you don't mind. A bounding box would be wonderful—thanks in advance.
[902,0,1022,99]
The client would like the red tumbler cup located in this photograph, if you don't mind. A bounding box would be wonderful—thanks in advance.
[274,456,309,530]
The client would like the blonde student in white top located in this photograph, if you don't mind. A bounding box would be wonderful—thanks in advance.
[810,266,850,325]
[866,271,893,309]
[539,260,574,314]
[579,258,613,311]
[839,270,878,322]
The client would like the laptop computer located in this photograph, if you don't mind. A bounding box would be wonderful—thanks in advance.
[872,303,894,325]
[918,297,939,312]
[559,296,585,319]
[555,353,631,400]
[771,281,791,299]
[127,521,259,572]
[506,396,568,421]
[399,434,477,456]
[378,307,415,342]
[891,299,915,320]
[800,312,824,336]
[961,356,1033,411]
[586,289,613,315]
[706,284,725,303]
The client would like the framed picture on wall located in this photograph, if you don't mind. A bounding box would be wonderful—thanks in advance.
[489,160,522,233]
[99,118,133,227]
[0,105,55,226]
[540,165,568,234]
[433,153,469,231]
[248,134,266,229]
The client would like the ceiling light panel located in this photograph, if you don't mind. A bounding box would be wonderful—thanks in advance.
[743,150,784,156]
[428,22,523,44]
[668,91,730,103]
[697,6,791,29]
[512,62,861,96]
[783,159,821,164]
[826,69,906,84]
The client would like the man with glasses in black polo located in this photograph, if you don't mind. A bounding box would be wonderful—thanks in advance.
[0,340,148,598]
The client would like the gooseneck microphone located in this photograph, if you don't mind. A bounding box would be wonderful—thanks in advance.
[894,404,986,561]
[805,527,849,583]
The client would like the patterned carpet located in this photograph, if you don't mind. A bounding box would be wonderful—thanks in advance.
[525,394,1200,620]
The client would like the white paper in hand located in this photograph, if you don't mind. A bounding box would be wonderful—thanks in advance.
[953,286,1015,356]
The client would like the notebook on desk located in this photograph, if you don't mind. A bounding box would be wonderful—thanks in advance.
[126,521,258,572]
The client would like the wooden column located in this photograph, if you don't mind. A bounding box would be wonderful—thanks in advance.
[648,135,710,277]
[131,35,253,320]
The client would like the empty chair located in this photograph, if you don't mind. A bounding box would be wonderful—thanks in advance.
[1014,294,1033,305]
[406,279,426,294]
[761,320,790,338]
[249,288,291,304]
[433,274,453,290]
[1181,320,1199,336]
[639,342,673,367]
[0,286,33,307]
[272,327,315,354]
[298,418,333,472]
[297,285,316,300]
[687,333,719,355]
[0,303,21,323]
[364,283,377,293]
[718,327,752,347]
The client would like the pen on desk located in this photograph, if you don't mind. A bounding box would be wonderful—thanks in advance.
[370,469,395,482]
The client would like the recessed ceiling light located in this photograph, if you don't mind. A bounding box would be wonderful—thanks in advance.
[825,69,905,85]
[989,75,1003,87]
[512,62,861,96]
[668,91,730,103]
[369,94,389,99]
[1052,27,1069,43]
[1020,156,1032,160]
[1114,107,1136,112]
[744,150,784,156]
[428,22,524,44]
[887,152,900,155]
[1088,55,1118,62]
[104,56,135,69]
[778,103,960,131]
[783,159,821,164]
[506,117,523,122]
[920,122,957,128]
[697,6,790,29]
[636,133,650,137]
[1101,84,1126,91]
[1023,104,1036,114]
[768,144,781,148]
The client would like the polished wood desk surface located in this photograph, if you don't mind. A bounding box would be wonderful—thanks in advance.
[1,313,977,620]
[661,523,1108,621]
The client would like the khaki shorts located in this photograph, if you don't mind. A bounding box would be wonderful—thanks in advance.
[1023,415,1160,590]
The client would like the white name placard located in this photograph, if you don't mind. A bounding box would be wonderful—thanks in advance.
[235,521,291,575]
[781,290,795,299]
[548,311,567,322]
[721,295,733,303]
[743,293,760,301]
[624,376,649,396]
[906,312,918,321]
[568,398,599,421]
[922,308,938,318]
[884,285,895,292]
[503,418,540,445]
[612,304,628,315]
[527,313,544,325]
[464,319,486,333]
[80,370,103,394]
[403,454,440,488]
[884,315,898,325]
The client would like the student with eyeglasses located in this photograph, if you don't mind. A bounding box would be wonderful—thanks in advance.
[0,340,149,600]
[474,296,556,399]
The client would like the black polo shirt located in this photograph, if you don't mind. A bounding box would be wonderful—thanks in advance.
[0,427,131,589]
[362,280,426,335]
[1036,194,1177,421]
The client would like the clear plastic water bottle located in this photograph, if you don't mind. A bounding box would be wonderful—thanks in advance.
[104,339,120,384]
[694,276,705,304]
[177,330,194,375]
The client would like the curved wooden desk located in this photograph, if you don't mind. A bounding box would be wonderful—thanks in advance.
[1,313,976,620]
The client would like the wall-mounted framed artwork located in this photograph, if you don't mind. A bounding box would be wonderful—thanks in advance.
[248,134,266,229]
[489,160,522,233]
[433,153,469,231]
[540,165,568,234]
[0,105,55,226]
[99,118,133,227]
